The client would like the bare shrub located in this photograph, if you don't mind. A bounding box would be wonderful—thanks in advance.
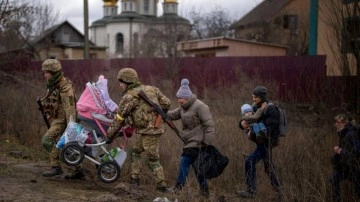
[1,67,357,201]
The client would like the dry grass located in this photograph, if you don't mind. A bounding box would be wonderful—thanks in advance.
[0,69,358,202]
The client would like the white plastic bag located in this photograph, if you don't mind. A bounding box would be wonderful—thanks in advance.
[56,117,90,149]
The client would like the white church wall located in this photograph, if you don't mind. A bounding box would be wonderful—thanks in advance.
[90,26,108,47]
[106,22,147,57]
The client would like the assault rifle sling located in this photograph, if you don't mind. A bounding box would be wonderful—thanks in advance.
[138,90,185,144]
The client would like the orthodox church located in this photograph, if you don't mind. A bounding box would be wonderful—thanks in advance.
[89,0,191,58]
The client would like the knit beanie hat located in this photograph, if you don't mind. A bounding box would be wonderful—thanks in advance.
[241,104,253,116]
[252,85,267,101]
[176,78,192,99]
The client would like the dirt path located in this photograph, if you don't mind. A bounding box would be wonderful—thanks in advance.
[0,144,235,202]
[0,143,159,202]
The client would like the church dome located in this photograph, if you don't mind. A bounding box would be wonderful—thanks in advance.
[103,0,118,6]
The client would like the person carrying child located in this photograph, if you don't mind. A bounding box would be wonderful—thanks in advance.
[236,85,283,199]
[240,103,267,143]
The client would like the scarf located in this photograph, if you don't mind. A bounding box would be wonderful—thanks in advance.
[47,71,63,89]
[122,81,142,95]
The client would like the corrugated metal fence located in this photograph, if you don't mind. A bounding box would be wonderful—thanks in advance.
[13,56,357,108]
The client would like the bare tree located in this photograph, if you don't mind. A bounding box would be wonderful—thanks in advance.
[189,6,235,39]
[139,16,191,80]
[142,16,191,59]
[320,0,360,76]
[320,0,360,116]
[0,0,60,53]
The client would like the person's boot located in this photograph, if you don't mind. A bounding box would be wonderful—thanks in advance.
[64,169,85,179]
[169,184,182,194]
[156,186,169,193]
[129,177,140,186]
[129,177,140,192]
[200,188,209,198]
[236,189,256,199]
[42,166,63,177]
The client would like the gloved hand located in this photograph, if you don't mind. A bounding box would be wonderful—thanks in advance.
[116,131,124,138]
[105,137,113,144]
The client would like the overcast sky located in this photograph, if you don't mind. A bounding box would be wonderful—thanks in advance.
[51,0,264,34]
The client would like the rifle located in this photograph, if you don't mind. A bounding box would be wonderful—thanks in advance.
[138,90,186,144]
[36,96,50,129]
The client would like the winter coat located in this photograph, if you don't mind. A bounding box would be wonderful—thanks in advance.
[167,94,215,148]
[336,123,360,171]
[251,102,280,147]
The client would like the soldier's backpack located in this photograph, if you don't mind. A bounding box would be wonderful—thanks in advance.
[265,103,287,137]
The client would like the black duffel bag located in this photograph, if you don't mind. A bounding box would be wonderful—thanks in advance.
[192,145,229,179]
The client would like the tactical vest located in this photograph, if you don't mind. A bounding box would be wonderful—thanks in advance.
[41,86,62,119]
[41,77,76,121]
[126,85,167,134]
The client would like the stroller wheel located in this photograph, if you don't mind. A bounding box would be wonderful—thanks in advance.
[61,141,84,166]
[97,161,120,183]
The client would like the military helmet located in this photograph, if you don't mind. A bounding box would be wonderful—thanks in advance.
[117,68,139,84]
[41,59,62,72]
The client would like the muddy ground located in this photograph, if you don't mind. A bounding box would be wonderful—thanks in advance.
[0,142,236,202]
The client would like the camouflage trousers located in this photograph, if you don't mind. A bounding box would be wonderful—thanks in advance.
[41,119,82,171]
[130,134,166,188]
[41,120,66,167]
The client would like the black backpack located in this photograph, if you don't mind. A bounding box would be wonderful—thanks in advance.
[265,103,287,137]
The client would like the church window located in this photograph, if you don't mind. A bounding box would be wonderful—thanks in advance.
[116,33,124,53]
[144,0,149,13]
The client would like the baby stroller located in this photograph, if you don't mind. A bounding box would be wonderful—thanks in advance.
[57,75,134,183]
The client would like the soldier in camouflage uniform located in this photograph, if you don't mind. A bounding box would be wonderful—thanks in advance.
[106,68,171,193]
[40,59,85,179]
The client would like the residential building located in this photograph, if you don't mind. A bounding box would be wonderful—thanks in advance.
[177,37,287,57]
[317,0,359,75]
[230,0,309,56]
[231,0,359,76]
[0,21,107,60]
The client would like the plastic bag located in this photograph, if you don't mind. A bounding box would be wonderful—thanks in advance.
[101,147,127,167]
[56,117,91,149]
[192,145,229,179]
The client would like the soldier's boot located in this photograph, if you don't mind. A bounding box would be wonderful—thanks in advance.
[129,177,140,193]
[129,177,140,186]
[42,166,63,177]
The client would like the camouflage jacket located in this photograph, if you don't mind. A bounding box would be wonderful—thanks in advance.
[107,85,171,138]
[41,76,77,125]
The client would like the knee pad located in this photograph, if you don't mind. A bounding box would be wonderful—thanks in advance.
[146,158,161,171]
[129,148,141,161]
[42,136,54,152]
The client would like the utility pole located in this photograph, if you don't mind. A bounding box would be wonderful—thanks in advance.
[84,0,89,59]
